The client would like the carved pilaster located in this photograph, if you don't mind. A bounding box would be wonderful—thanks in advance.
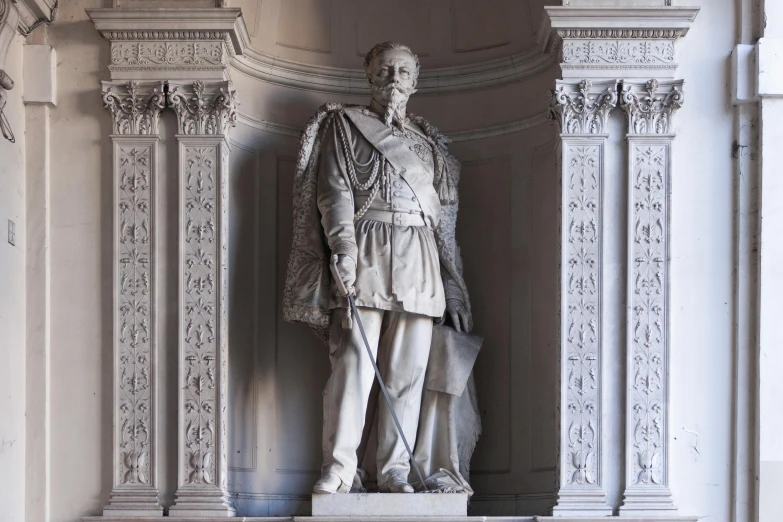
[103,80,165,517]
[168,81,236,518]
[550,79,616,517]
[619,79,683,516]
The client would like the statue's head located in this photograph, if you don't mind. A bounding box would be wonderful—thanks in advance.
[364,42,419,126]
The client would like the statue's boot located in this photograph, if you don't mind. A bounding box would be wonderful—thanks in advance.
[379,472,415,493]
[313,472,351,494]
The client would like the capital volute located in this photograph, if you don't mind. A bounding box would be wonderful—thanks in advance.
[620,79,684,135]
[167,80,237,136]
[550,79,619,135]
[102,80,166,135]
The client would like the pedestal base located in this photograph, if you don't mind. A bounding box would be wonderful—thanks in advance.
[311,492,468,517]
[103,488,163,517]
[169,488,236,517]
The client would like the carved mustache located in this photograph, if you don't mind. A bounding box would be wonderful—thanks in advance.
[372,82,416,97]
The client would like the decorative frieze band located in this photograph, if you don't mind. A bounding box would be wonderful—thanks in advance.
[551,80,616,517]
[619,79,682,516]
[168,80,237,136]
[563,40,675,66]
[111,41,225,67]
[102,81,165,135]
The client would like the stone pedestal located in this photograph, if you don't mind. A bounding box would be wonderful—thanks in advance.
[312,493,469,518]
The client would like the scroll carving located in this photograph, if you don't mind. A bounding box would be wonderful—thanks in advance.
[182,145,220,485]
[629,144,668,486]
[564,144,601,486]
[551,80,618,135]
[111,42,225,67]
[168,81,237,136]
[620,80,683,135]
[102,81,165,135]
[563,40,675,65]
[117,145,154,486]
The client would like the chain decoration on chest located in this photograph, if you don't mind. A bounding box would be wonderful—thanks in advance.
[336,114,393,222]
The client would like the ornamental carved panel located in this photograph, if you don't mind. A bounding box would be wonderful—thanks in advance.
[629,144,668,486]
[117,145,153,486]
[563,40,675,65]
[111,42,225,67]
[564,144,601,486]
[182,145,220,485]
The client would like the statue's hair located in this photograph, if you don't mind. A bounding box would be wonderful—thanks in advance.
[363,41,420,85]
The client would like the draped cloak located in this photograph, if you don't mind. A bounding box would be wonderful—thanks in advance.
[282,103,481,493]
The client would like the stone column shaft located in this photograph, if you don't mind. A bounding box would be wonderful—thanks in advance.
[102,80,165,516]
[168,80,236,518]
[619,79,683,516]
[551,79,617,517]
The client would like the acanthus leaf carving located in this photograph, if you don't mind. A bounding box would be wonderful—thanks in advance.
[550,80,618,135]
[562,40,675,66]
[629,143,669,486]
[117,145,154,486]
[168,81,237,136]
[564,144,602,486]
[620,79,684,135]
[111,42,225,67]
[102,81,165,135]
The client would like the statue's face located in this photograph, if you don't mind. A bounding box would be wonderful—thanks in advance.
[368,49,418,107]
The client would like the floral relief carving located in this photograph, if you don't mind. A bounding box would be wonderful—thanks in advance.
[629,145,668,486]
[563,40,675,65]
[564,144,601,486]
[551,80,618,135]
[111,42,224,67]
[102,81,165,135]
[182,145,220,485]
[117,146,153,486]
[621,79,684,135]
[168,81,237,136]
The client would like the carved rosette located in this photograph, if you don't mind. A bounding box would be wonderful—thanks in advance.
[620,79,684,135]
[117,145,154,489]
[168,80,237,136]
[102,81,165,135]
[550,80,618,135]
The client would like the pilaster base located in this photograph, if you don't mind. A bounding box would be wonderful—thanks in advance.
[551,487,612,517]
[619,486,677,517]
[169,488,236,518]
[103,488,163,517]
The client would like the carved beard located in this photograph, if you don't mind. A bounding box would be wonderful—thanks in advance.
[372,83,414,129]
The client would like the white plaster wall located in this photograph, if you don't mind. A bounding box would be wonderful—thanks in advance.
[0,31,26,522]
[667,0,736,520]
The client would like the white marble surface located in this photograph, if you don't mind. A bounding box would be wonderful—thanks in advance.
[312,493,468,517]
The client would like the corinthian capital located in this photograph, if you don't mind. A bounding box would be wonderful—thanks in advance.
[550,79,618,135]
[167,80,237,136]
[102,81,165,135]
[620,79,684,135]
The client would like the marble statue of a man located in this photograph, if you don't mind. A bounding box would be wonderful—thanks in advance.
[283,41,479,496]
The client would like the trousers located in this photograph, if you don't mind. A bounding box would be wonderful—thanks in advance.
[321,306,432,488]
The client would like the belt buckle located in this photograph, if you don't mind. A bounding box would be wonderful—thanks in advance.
[393,213,404,226]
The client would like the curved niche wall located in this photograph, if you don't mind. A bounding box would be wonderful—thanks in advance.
[223,1,561,516]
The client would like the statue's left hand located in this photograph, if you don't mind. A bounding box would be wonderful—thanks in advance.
[446,298,471,333]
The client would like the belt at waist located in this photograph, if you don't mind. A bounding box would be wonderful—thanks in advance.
[360,209,427,227]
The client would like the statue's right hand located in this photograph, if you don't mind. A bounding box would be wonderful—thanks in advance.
[330,254,357,296]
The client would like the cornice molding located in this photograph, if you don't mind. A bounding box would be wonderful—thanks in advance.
[543,7,700,38]
[232,45,556,96]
